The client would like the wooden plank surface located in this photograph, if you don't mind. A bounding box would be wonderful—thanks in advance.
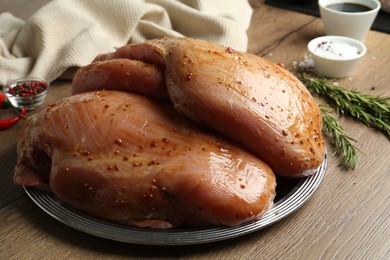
[1,1,389,259]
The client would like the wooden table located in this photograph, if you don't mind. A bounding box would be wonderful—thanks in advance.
[1,1,389,259]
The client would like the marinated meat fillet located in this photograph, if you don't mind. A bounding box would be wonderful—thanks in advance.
[14,91,276,228]
[72,58,168,100]
[72,37,325,177]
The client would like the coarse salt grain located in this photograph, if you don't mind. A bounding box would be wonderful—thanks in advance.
[313,41,361,59]
[293,53,316,73]
[298,53,315,70]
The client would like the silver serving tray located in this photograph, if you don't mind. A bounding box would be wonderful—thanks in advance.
[24,153,327,245]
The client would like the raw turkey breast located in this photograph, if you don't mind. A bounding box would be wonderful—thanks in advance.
[14,91,276,228]
[72,37,325,177]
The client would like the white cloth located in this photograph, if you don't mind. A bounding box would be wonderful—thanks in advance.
[0,0,253,84]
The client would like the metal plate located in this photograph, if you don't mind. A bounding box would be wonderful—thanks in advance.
[24,153,327,245]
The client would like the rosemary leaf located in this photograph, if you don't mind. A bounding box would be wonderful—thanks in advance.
[320,106,359,170]
[300,76,390,138]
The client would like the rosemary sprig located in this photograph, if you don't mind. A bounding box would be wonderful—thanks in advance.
[300,76,390,138]
[320,105,359,170]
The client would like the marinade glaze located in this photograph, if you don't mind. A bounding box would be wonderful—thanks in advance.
[73,37,325,177]
[14,91,276,228]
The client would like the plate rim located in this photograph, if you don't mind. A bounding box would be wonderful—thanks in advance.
[24,153,327,245]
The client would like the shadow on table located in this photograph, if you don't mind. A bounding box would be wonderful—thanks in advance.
[13,194,286,258]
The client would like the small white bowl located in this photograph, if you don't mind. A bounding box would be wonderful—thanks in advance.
[307,35,366,78]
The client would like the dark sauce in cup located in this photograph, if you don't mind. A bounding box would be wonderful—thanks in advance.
[327,3,372,12]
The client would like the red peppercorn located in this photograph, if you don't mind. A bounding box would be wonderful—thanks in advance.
[7,80,47,97]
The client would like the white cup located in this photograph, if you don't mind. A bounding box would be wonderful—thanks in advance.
[319,0,381,41]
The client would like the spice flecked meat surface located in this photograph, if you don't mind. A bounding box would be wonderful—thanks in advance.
[14,91,276,228]
[73,37,325,177]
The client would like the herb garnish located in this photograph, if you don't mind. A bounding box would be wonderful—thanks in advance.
[299,75,390,169]
[320,105,359,170]
[301,76,390,138]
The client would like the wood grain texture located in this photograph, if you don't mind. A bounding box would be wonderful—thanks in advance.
[1,1,389,259]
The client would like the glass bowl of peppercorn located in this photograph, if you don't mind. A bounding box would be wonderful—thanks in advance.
[3,77,49,110]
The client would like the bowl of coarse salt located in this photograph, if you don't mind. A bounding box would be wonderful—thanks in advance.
[307,35,366,78]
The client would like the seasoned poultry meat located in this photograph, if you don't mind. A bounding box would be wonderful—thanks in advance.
[73,37,325,177]
[14,91,276,228]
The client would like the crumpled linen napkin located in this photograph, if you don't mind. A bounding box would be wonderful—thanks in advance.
[0,0,253,85]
